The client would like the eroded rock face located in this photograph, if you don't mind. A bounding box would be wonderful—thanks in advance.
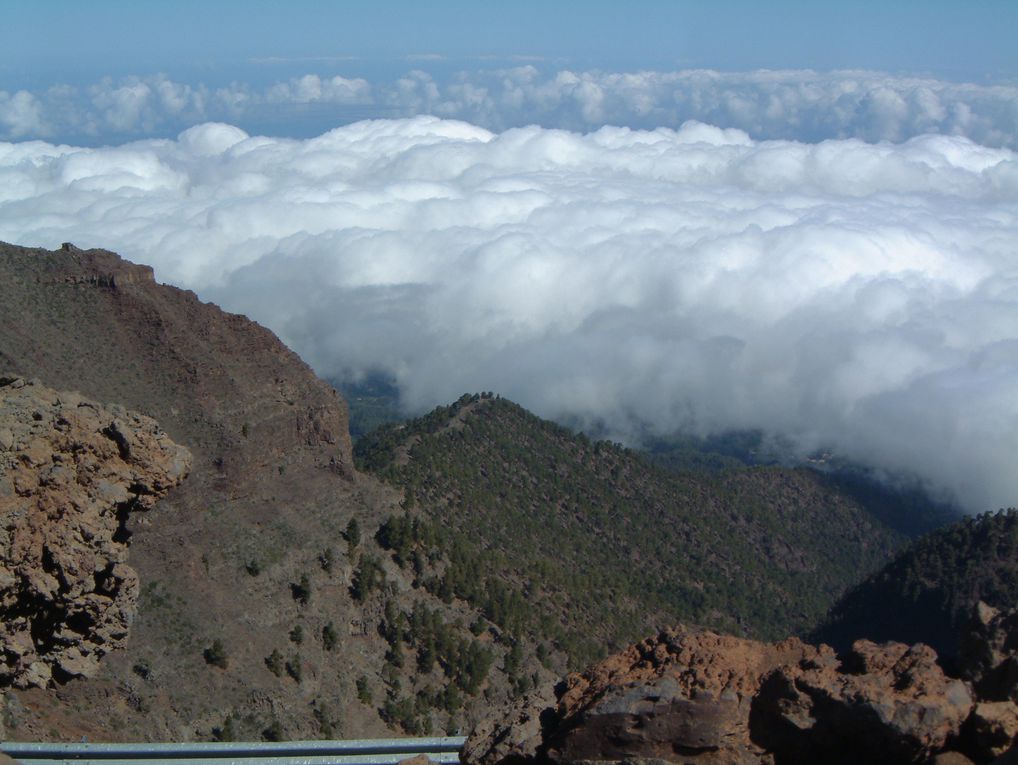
[464,626,979,765]
[0,376,190,688]
[753,640,972,764]
[546,627,826,765]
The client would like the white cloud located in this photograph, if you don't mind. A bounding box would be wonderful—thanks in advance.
[0,90,45,137]
[1,117,1016,514]
[2,68,1017,149]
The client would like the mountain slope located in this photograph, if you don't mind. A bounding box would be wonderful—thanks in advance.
[812,508,1018,662]
[355,393,915,667]
[0,242,538,742]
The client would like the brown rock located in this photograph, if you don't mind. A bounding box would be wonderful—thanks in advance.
[0,377,191,688]
[967,701,1018,760]
[932,753,977,765]
[466,627,984,765]
[465,625,823,765]
[753,639,973,764]
[399,756,439,765]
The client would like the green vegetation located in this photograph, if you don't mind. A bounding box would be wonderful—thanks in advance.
[322,622,338,651]
[813,508,1018,659]
[203,639,229,669]
[319,547,335,574]
[291,573,311,605]
[213,714,236,742]
[356,393,915,668]
[350,555,385,602]
[345,518,361,554]
[265,649,284,677]
[285,653,302,683]
[356,675,372,705]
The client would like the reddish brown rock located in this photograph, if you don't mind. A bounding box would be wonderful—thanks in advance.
[465,627,982,765]
[753,639,973,764]
[0,377,190,687]
[465,626,827,765]
[546,627,826,765]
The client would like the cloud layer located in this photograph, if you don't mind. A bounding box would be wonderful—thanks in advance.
[1,117,1016,513]
[3,67,1017,148]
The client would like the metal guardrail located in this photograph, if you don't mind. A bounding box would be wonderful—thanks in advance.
[1,736,467,765]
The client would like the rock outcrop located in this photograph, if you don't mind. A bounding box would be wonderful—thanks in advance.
[0,376,190,687]
[464,625,991,765]
[754,640,972,764]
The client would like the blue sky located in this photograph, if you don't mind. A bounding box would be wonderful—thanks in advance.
[3,0,1017,145]
[4,0,1017,86]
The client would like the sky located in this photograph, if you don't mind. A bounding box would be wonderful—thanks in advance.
[1,2,1017,513]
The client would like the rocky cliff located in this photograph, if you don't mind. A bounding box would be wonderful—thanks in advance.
[0,376,191,688]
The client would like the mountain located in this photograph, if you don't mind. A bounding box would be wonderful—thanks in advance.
[354,393,923,668]
[0,242,545,742]
[0,241,953,744]
[812,508,1018,662]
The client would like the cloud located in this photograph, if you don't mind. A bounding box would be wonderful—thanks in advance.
[2,68,1017,149]
[0,90,46,137]
[1,117,1016,514]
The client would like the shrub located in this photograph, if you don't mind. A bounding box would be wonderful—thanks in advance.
[265,649,284,677]
[291,573,311,605]
[322,622,337,651]
[356,675,371,704]
[203,639,228,669]
[285,653,302,682]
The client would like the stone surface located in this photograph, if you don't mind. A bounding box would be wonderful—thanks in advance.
[465,626,822,765]
[0,376,190,688]
[465,626,983,765]
[967,701,1018,761]
[461,682,557,765]
[932,753,977,765]
[546,627,821,765]
[753,639,973,765]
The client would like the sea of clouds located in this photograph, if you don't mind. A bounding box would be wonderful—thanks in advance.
[1,89,1017,514]
[2,67,1017,147]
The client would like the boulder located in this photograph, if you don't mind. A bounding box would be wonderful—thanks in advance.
[752,640,973,764]
[966,701,1018,761]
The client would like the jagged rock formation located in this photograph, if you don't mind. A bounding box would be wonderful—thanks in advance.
[0,376,190,687]
[464,624,1013,765]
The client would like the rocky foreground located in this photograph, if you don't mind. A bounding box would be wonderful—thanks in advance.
[464,605,1018,765]
[0,376,190,688]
